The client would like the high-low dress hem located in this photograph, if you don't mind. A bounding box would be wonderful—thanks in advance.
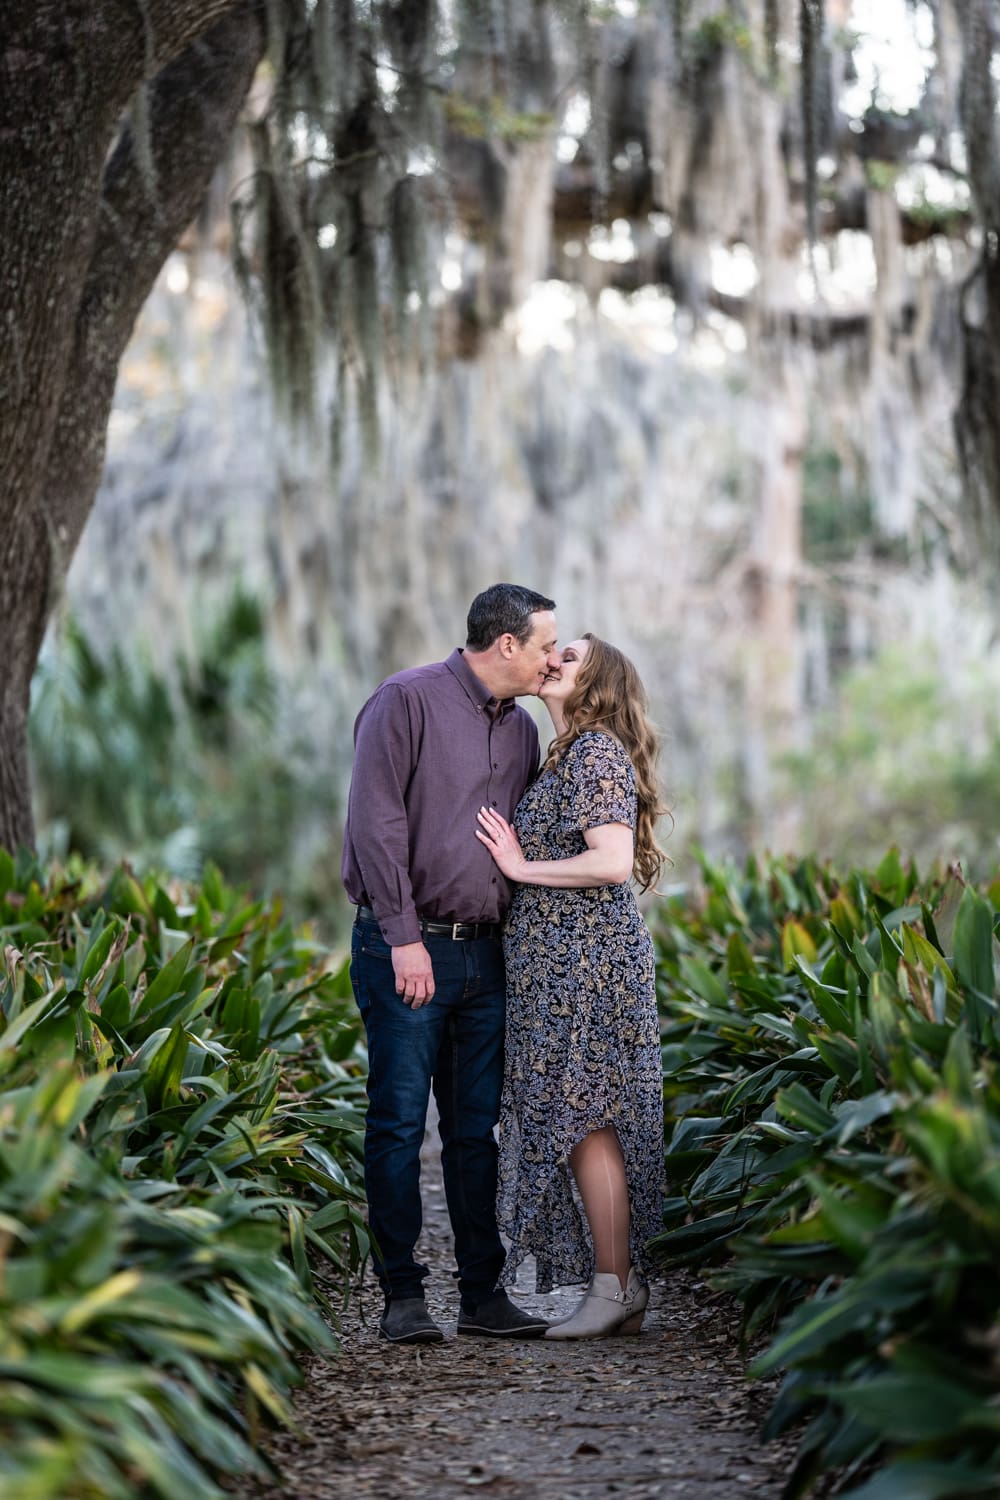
[497,731,665,1295]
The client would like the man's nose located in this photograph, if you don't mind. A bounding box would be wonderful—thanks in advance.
[547,649,561,668]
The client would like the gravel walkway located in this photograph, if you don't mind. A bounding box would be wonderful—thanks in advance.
[250,1120,795,1499]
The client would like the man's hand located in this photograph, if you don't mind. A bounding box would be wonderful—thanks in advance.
[392,941,435,1008]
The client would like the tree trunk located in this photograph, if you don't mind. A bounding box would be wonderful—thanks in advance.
[742,357,807,852]
[956,0,1000,543]
[0,2,264,852]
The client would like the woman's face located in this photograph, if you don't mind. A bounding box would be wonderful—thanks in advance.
[539,637,589,706]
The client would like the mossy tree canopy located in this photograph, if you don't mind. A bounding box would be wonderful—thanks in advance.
[0,0,996,853]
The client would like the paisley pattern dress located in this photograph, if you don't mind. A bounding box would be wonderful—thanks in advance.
[498,730,664,1292]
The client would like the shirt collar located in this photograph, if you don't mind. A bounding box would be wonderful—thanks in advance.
[445,648,514,720]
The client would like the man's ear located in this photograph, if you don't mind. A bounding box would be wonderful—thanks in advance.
[498,633,516,659]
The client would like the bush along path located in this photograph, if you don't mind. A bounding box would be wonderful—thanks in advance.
[8,846,998,1499]
[652,850,1000,1500]
[0,851,368,1499]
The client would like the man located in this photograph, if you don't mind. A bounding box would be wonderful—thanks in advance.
[342,584,560,1344]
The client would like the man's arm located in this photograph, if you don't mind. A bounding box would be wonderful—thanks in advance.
[346,685,435,1007]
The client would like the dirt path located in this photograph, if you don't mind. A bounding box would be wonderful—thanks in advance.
[251,1122,794,1499]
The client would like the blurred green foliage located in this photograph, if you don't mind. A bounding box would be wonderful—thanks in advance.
[801,445,874,561]
[29,593,348,932]
[781,642,1000,880]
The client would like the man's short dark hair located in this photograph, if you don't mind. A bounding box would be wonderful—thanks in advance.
[466,584,556,651]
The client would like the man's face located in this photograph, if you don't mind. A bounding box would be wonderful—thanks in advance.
[507,610,560,696]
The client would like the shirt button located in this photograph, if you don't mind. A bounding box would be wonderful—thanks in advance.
[491,800,498,807]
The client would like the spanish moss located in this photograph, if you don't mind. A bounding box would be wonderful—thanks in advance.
[799,0,823,252]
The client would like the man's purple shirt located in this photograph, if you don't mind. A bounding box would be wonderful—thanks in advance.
[341,648,541,945]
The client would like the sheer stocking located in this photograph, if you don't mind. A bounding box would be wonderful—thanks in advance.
[569,1126,631,1288]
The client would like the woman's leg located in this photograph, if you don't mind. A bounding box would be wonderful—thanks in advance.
[547,1126,649,1339]
[569,1126,631,1289]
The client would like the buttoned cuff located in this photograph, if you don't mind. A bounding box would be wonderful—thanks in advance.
[377,910,423,946]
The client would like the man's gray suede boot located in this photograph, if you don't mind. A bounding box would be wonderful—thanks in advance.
[456,1290,548,1338]
[379,1298,446,1344]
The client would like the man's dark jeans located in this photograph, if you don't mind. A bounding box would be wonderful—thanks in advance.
[350,914,506,1305]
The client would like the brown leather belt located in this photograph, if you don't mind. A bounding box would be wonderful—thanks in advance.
[355,905,502,941]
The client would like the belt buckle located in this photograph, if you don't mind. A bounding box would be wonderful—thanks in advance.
[452,921,463,940]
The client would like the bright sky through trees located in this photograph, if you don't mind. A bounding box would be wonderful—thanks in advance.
[845,0,935,116]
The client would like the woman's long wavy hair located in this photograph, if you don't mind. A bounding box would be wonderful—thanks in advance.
[543,634,671,891]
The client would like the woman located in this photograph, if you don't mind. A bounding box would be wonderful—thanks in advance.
[475,634,667,1339]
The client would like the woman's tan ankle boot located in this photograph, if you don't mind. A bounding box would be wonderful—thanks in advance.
[544,1268,648,1340]
[617,1267,649,1335]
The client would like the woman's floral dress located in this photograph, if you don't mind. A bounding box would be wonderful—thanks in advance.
[498,729,664,1292]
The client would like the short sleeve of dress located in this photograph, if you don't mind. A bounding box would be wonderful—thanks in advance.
[561,732,637,832]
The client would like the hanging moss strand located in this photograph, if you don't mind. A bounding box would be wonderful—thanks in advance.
[799,0,823,250]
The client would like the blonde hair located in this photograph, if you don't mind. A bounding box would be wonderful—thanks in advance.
[544,634,670,891]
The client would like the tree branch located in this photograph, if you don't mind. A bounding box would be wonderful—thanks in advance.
[2,2,252,108]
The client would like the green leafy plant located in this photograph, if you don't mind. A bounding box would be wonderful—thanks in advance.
[0,850,367,1499]
[652,849,1000,1500]
[29,596,347,928]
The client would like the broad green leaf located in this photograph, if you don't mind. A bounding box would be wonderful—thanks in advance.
[830,1370,995,1442]
[782,919,818,972]
[201,861,226,913]
[136,939,196,1018]
[59,1269,144,1334]
[667,1115,725,1153]
[850,935,877,980]
[151,883,181,927]
[101,983,132,1032]
[872,910,903,970]
[0,1354,152,1397]
[307,1199,353,1232]
[811,1034,858,1088]
[952,886,995,1001]
[753,1271,927,1375]
[78,918,121,985]
[0,991,57,1053]
[830,891,862,937]
[834,1090,898,1145]
[752,1012,804,1045]
[287,1205,312,1292]
[941,1026,976,1102]
[221,900,266,939]
[901,923,952,979]
[130,1027,172,1069]
[841,1458,1000,1500]
[804,1174,884,1259]
[0,847,15,901]
[52,1070,110,1134]
[775,1083,836,1137]
[104,867,152,920]
[678,955,730,1007]
[726,931,757,979]
[874,847,904,901]
[772,864,801,913]
[794,955,850,1030]
[141,1022,190,1114]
